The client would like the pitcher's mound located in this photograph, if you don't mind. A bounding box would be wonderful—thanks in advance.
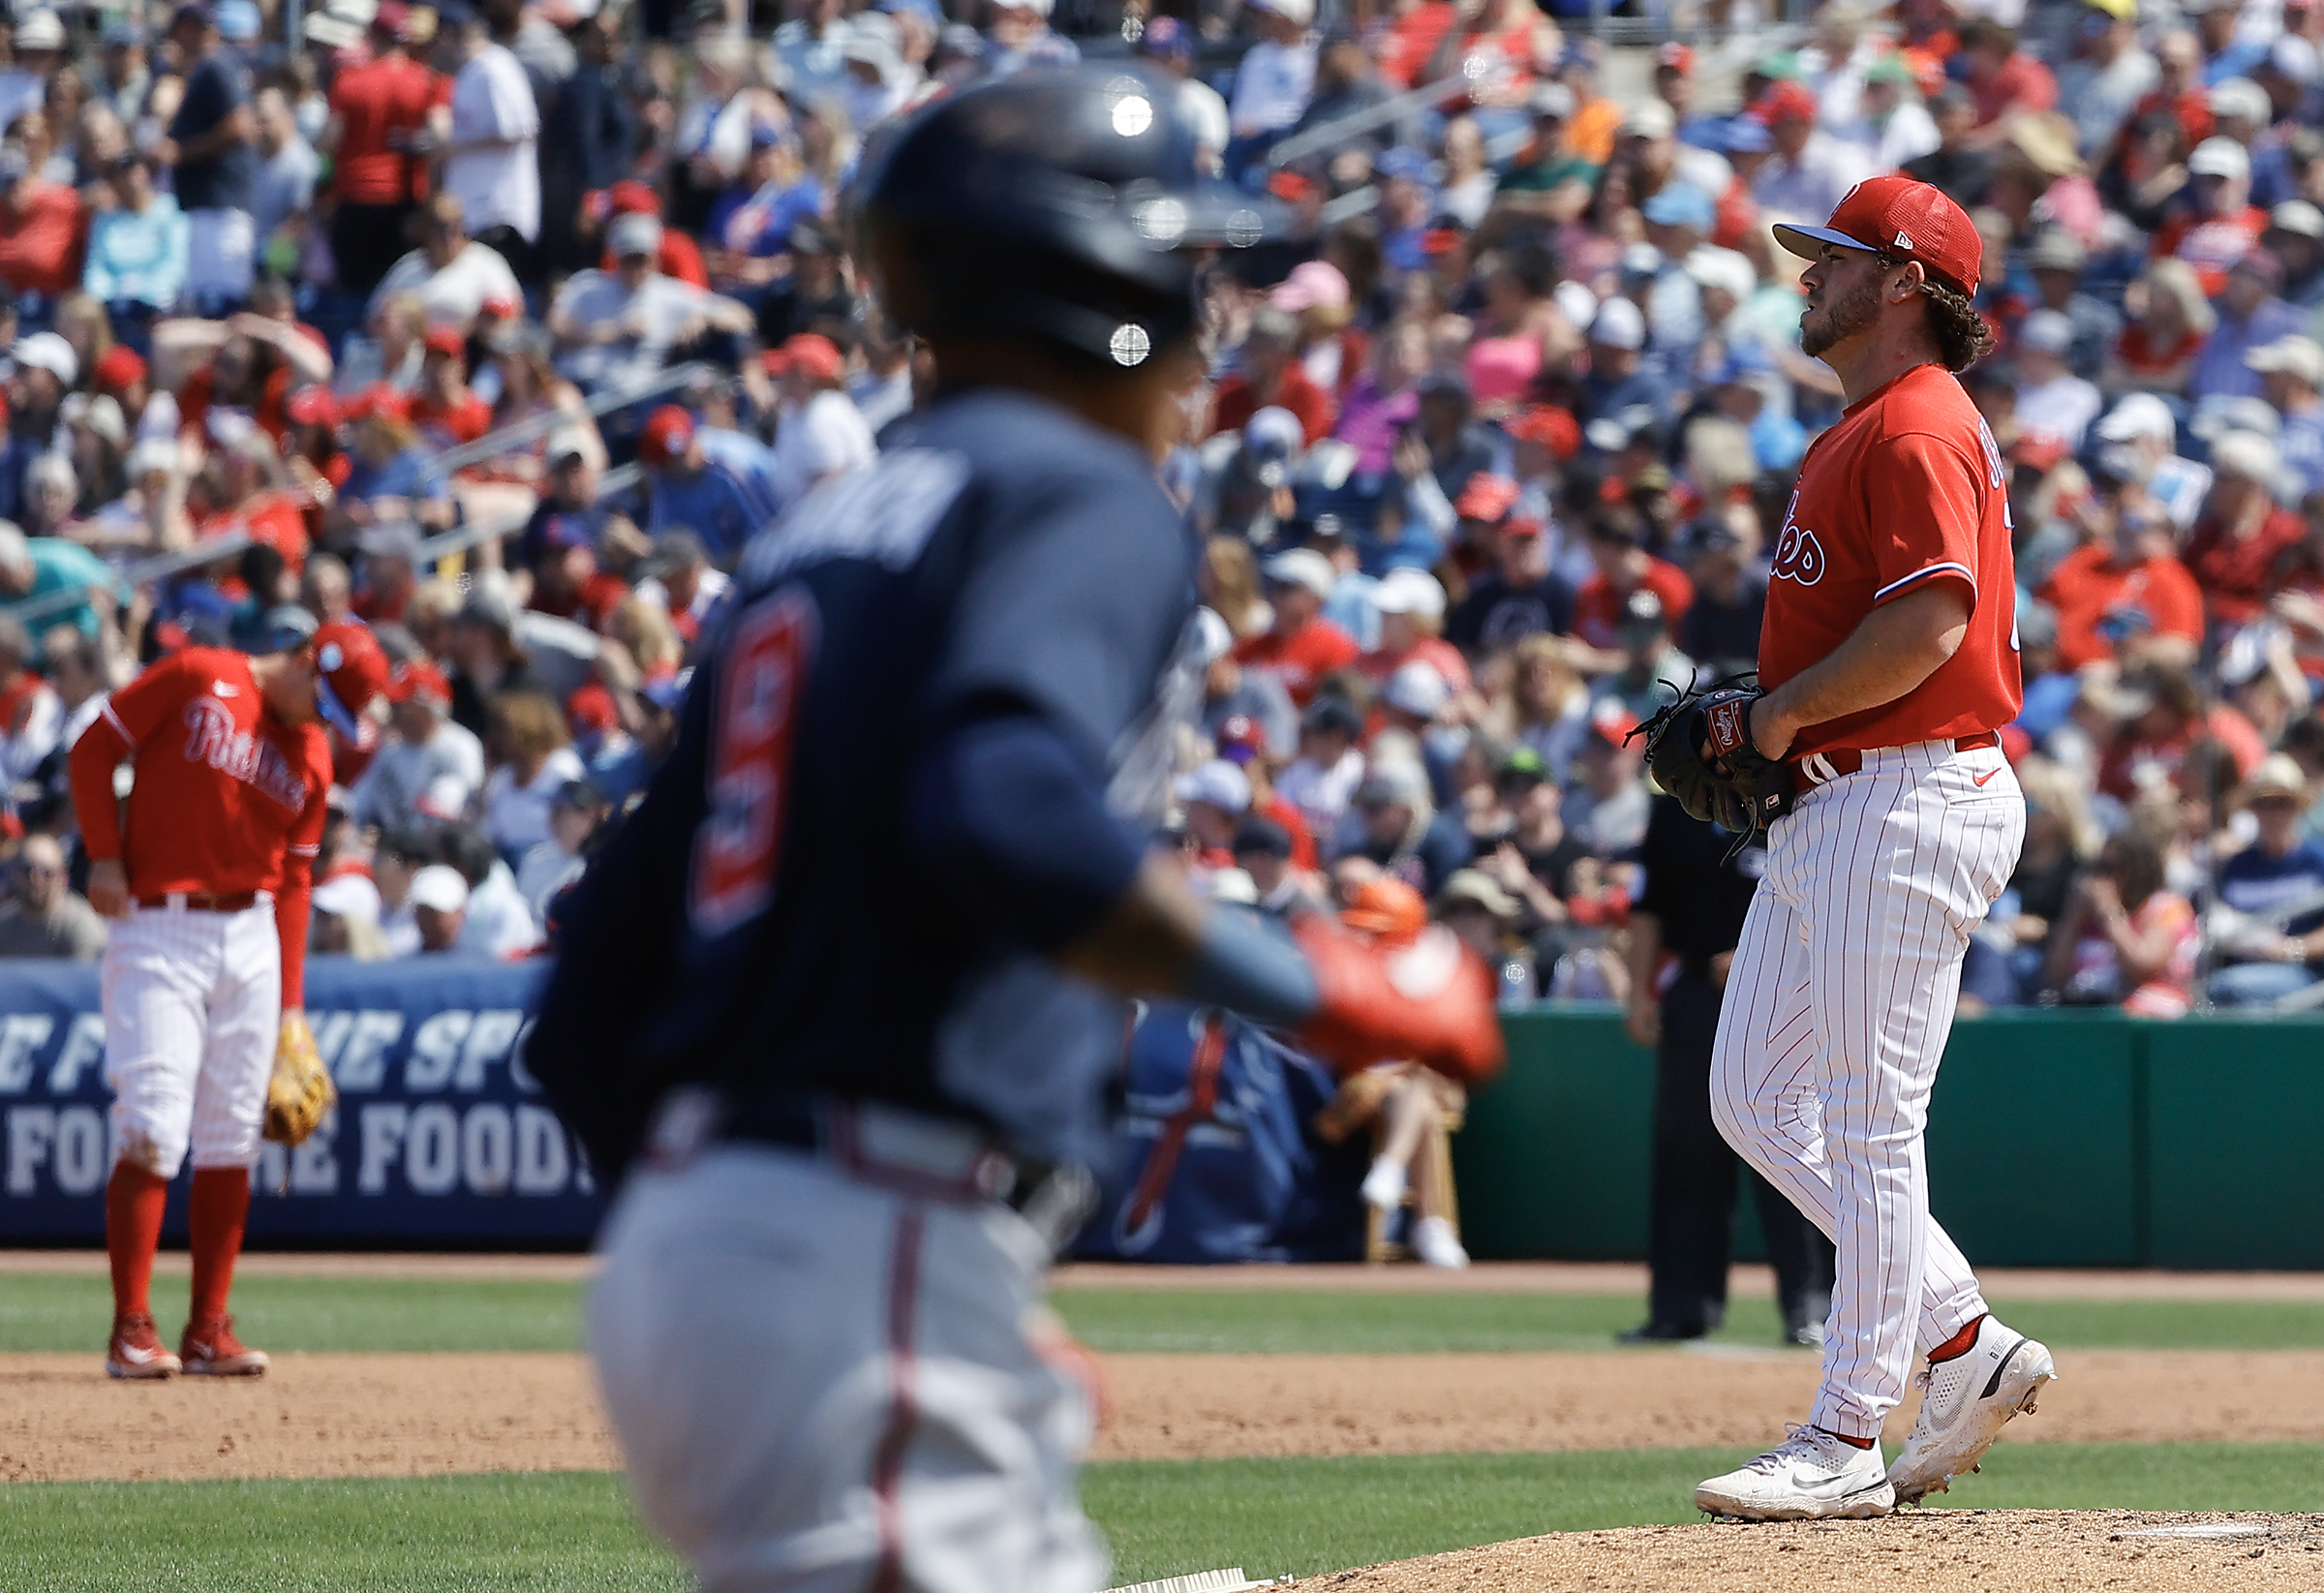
[1321,1511,2324,1592]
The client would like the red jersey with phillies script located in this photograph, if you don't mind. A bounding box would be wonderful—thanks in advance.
[67,650,331,1003]
[1759,363,2022,760]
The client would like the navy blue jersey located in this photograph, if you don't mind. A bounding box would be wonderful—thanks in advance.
[530,390,1198,1174]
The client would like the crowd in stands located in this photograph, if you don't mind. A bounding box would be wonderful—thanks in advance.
[0,0,2319,1015]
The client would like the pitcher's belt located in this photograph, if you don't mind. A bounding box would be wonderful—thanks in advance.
[1789,732,2000,790]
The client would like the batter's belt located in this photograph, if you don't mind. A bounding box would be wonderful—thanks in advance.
[1787,731,1999,792]
[647,1088,1097,1255]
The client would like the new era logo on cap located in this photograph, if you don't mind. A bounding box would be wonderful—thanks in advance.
[1771,175,1983,296]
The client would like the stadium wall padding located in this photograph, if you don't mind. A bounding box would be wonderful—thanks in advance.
[1455,1008,2324,1271]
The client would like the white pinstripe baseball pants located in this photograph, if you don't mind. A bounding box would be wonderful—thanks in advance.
[102,901,281,1180]
[1710,739,2025,1440]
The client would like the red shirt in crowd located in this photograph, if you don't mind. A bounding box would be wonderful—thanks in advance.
[2038,544,2205,670]
[415,391,493,444]
[202,488,313,579]
[1571,559,1695,651]
[66,649,330,1004]
[1758,363,2022,757]
[1210,364,1338,444]
[2183,507,2308,626]
[1358,636,1476,694]
[1969,52,2058,125]
[2150,205,2269,298]
[1234,617,1361,707]
[328,54,448,206]
[0,181,84,296]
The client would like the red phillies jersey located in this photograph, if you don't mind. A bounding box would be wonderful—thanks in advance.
[73,651,331,898]
[1233,618,1361,707]
[1759,363,2022,758]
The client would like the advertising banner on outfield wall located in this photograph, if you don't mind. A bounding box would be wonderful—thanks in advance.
[0,957,607,1245]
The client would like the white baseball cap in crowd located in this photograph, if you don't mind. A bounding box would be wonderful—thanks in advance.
[1262,546,1336,599]
[607,212,662,260]
[2018,308,2074,355]
[1373,567,1448,622]
[2272,200,2324,240]
[2209,429,2281,485]
[2247,335,2324,388]
[313,873,383,925]
[1383,659,1452,718]
[2273,35,2321,84]
[1174,758,1253,814]
[14,9,65,49]
[1684,246,1758,303]
[2207,77,2272,124]
[2187,137,2251,182]
[1620,100,1677,140]
[1590,295,1647,351]
[1203,867,1261,904]
[2094,391,2177,444]
[1246,0,1315,23]
[408,865,472,916]
[11,332,77,387]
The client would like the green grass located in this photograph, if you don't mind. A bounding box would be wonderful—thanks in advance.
[7,1271,2323,1355]
[3,1446,2320,1591]
[0,1274,585,1354]
[0,1472,686,1592]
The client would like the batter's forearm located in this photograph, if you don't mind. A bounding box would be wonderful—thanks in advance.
[1625,909,1664,998]
[1758,585,1971,753]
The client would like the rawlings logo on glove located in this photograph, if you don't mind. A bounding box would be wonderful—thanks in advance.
[1632,677,1796,841]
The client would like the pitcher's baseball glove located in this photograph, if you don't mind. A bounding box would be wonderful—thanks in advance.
[264,1011,336,1146]
[1632,680,1795,836]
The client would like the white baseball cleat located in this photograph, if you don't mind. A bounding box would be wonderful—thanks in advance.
[1887,1315,2055,1504]
[1412,1215,1469,1270]
[1694,1424,1894,1520]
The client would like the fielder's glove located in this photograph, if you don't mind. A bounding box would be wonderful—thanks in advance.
[1633,680,1795,837]
[264,1010,336,1146]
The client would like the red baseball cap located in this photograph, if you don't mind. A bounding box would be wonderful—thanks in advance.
[312,622,390,737]
[384,657,451,708]
[762,333,845,383]
[608,179,661,217]
[1773,174,1984,296]
[637,404,696,467]
[344,383,411,424]
[94,345,147,392]
[1750,80,1819,128]
[1655,41,1696,75]
[1454,474,1521,523]
[1506,404,1580,459]
[287,385,340,429]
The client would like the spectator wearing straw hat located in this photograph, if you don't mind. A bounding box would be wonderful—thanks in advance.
[2208,754,2324,1005]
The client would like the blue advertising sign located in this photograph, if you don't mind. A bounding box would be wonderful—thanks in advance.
[0,957,606,1244]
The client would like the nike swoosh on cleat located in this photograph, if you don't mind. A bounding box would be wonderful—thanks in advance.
[1980,1336,2030,1398]
[117,1344,160,1363]
[1972,767,2001,786]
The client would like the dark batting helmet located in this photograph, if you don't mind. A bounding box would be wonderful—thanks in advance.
[855,65,1276,369]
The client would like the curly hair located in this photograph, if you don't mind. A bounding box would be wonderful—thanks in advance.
[1922,279,1998,373]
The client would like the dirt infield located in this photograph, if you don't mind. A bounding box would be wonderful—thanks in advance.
[1329,1512,2324,1592]
[6,1348,2323,1482]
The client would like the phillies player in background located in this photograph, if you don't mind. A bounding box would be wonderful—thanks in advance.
[1691,178,2057,1520]
[69,624,388,1379]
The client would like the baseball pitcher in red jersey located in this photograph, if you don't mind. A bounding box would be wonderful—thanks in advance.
[1691,178,2057,1520]
[68,625,388,1379]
